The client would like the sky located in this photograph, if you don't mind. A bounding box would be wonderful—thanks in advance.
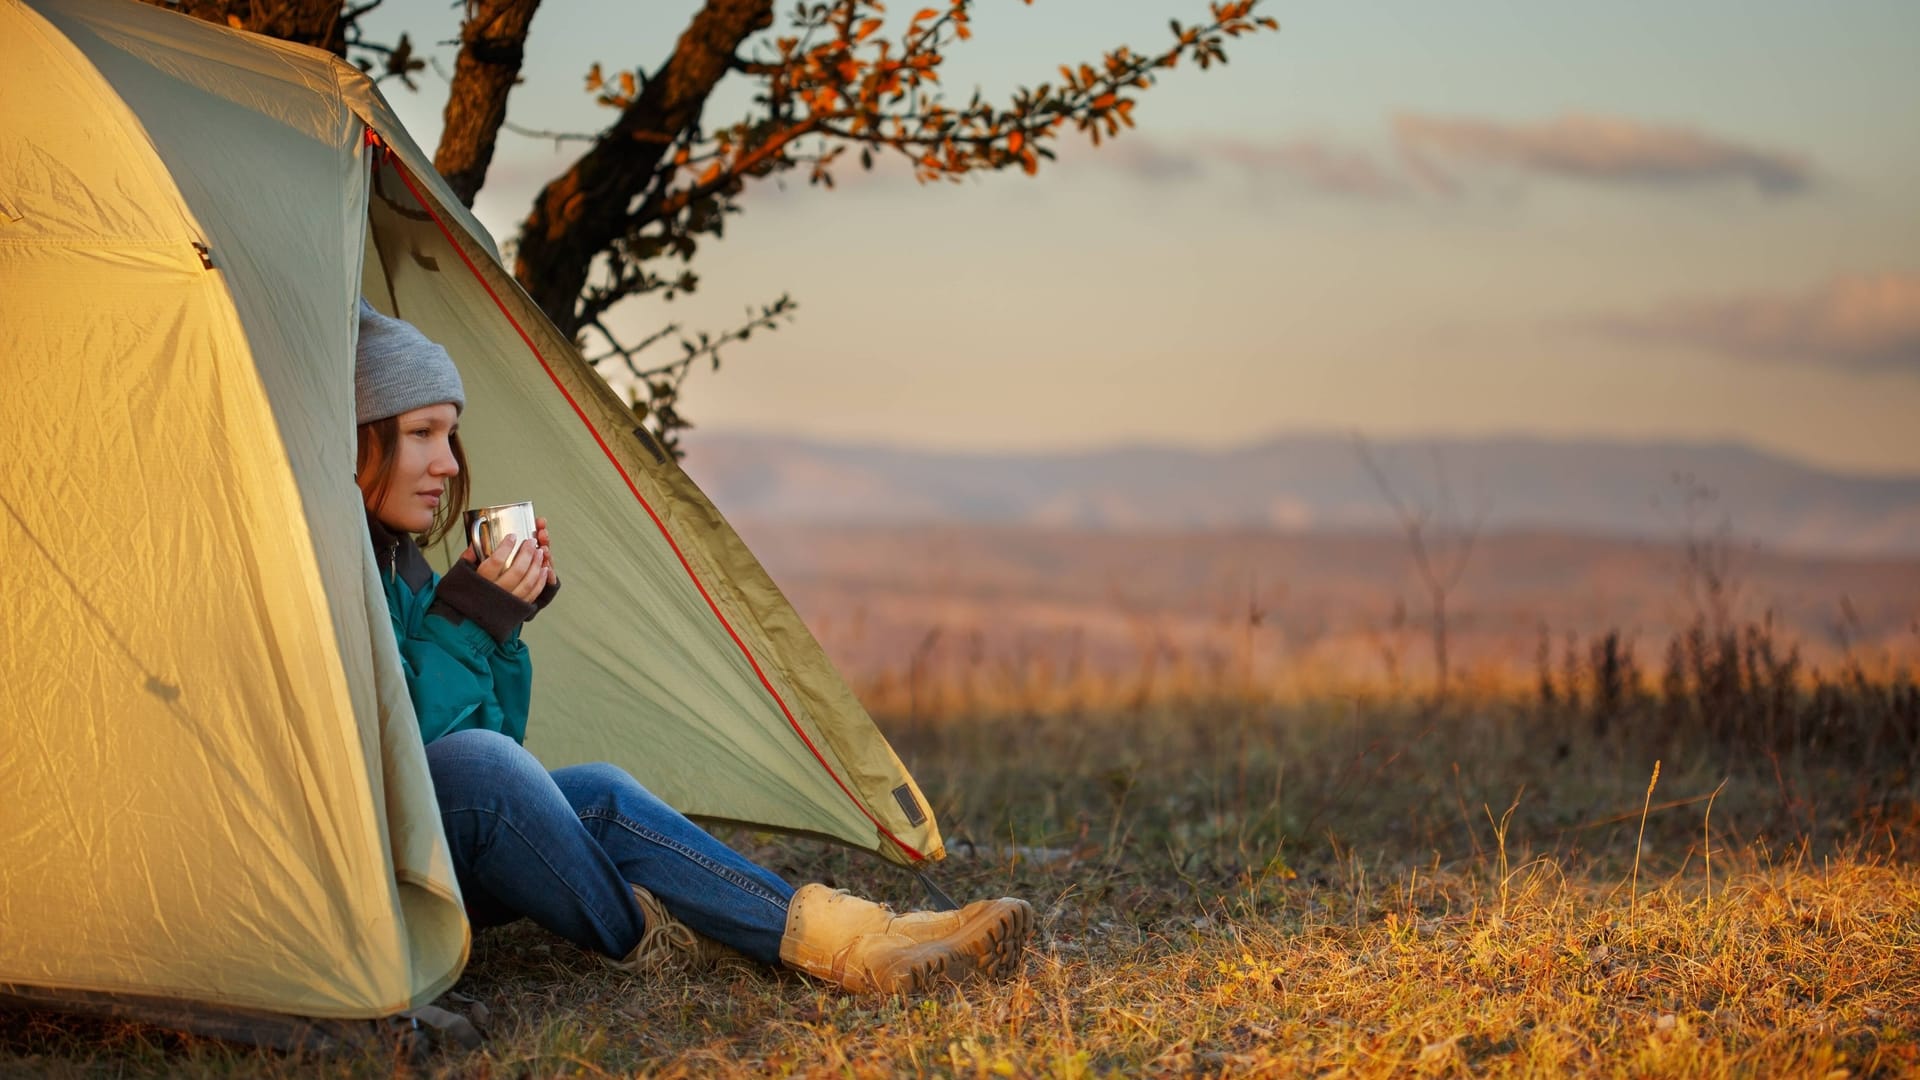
[360,1,1920,474]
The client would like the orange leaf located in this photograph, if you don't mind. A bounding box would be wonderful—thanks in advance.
[699,161,723,185]
[1008,130,1024,154]
[913,7,938,20]
[856,18,884,41]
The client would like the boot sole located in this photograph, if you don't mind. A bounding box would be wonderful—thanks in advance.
[900,898,1033,992]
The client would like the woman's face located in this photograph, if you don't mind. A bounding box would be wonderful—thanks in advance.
[361,403,461,534]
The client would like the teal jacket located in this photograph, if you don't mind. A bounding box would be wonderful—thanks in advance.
[369,511,557,745]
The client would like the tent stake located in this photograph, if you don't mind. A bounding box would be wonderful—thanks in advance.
[914,871,961,911]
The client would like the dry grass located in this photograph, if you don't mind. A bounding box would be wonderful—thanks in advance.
[6,659,1919,1078]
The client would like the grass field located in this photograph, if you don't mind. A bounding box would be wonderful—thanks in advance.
[6,623,1918,1077]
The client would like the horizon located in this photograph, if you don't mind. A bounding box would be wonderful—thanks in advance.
[682,425,1920,559]
[686,424,1920,480]
[723,513,1920,568]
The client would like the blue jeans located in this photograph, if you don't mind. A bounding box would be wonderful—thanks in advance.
[424,729,794,966]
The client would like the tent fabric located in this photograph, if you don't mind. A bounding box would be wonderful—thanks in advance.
[2,0,939,1025]
[0,0,465,1018]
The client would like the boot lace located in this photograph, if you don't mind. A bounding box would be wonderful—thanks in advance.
[608,884,754,975]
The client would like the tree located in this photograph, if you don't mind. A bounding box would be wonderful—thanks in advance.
[1354,436,1486,707]
[147,0,1278,455]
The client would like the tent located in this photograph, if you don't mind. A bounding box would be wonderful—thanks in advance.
[0,0,943,1035]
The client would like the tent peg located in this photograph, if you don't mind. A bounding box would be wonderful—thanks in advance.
[914,870,961,912]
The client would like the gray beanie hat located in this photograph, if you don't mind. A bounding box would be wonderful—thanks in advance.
[355,298,466,425]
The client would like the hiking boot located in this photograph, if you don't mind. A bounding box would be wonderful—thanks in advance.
[608,884,753,975]
[778,883,1032,993]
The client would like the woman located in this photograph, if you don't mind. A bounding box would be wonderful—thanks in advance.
[354,300,1030,993]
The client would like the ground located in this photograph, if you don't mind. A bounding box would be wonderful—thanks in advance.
[5,682,1918,1078]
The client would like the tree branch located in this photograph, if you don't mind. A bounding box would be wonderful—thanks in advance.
[583,294,796,459]
[144,0,348,54]
[435,0,545,207]
[502,121,600,145]
[514,0,777,335]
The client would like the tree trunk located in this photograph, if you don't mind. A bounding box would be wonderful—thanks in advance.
[434,0,544,208]
[513,0,773,335]
[155,0,347,55]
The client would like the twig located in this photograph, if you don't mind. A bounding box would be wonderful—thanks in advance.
[1558,790,1720,834]
[503,121,601,146]
[1451,762,1482,859]
[1484,786,1523,921]
[584,317,681,379]
[1703,776,1728,902]
[1631,760,1662,911]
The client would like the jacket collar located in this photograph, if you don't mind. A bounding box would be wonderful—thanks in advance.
[365,508,435,592]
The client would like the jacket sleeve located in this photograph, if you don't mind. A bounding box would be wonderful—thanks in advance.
[391,567,535,745]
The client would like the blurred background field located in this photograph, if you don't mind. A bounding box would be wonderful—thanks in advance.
[688,430,1920,718]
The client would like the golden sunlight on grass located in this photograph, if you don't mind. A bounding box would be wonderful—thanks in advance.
[5,629,1916,1077]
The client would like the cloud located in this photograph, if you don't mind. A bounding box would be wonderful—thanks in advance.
[1598,273,1920,372]
[1394,112,1813,197]
[1096,135,1404,198]
[1081,113,1814,203]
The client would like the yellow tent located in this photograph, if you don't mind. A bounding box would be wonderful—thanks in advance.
[0,0,941,1032]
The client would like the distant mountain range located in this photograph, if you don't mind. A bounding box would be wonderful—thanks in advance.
[680,432,1920,556]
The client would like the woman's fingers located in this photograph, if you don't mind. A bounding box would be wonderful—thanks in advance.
[537,549,553,596]
[480,534,532,588]
[474,533,548,601]
[512,548,549,602]
[501,540,536,591]
[476,534,516,583]
[529,517,556,584]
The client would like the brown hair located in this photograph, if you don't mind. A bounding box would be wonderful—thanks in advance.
[355,415,471,548]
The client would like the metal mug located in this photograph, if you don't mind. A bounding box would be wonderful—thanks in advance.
[463,501,538,568]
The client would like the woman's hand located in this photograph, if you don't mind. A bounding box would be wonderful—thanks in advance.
[533,516,558,587]
[464,532,550,603]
